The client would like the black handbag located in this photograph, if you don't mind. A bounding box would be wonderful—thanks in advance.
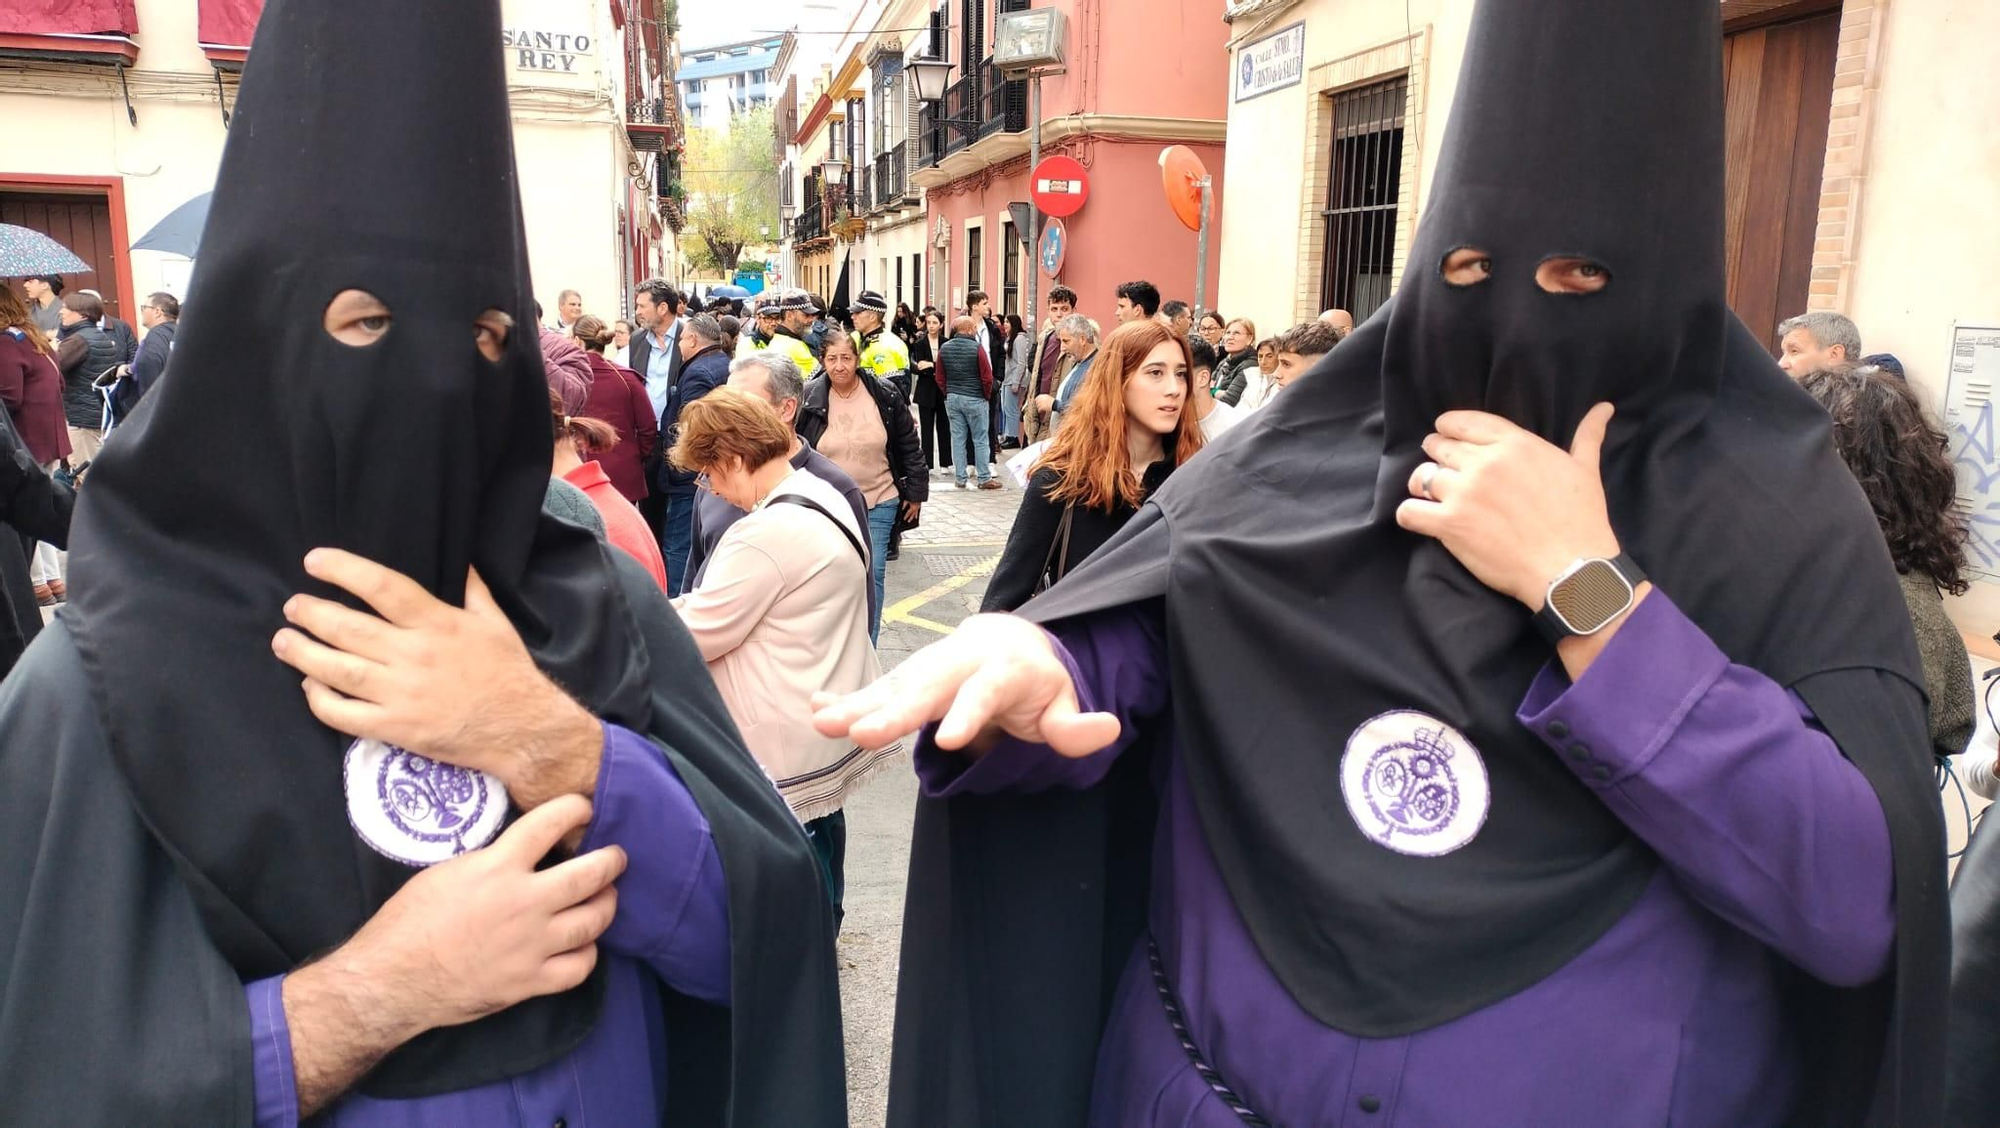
[1033,505,1076,596]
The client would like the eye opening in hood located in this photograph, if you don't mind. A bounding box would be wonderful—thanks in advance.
[1440,246,1494,287]
[1534,255,1612,296]
[323,288,394,348]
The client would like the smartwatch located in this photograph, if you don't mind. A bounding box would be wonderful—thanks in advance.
[1533,553,1647,643]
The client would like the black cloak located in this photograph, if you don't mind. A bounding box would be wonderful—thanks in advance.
[0,0,844,1122]
[888,0,1946,1124]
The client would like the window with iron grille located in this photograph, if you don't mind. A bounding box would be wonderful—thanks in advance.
[966,225,983,301]
[1000,220,1020,316]
[1319,75,1407,323]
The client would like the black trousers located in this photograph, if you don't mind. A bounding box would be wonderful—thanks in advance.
[805,809,847,932]
[916,394,951,468]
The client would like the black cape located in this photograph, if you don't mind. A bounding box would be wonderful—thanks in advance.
[0,0,843,1119]
[888,0,1945,1122]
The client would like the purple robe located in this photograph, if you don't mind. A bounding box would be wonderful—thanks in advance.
[918,592,1893,1125]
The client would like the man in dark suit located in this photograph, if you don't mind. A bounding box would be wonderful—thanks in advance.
[629,278,685,538]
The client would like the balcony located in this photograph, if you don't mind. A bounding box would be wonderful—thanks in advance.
[626,97,680,153]
[793,202,823,243]
[914,57,1026,170]
[872,143,908,210]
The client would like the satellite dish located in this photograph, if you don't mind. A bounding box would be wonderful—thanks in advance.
[1159,145,1208,233]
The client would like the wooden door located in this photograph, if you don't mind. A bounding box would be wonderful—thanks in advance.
[1721,10,1840,352]
[0,190,122,322]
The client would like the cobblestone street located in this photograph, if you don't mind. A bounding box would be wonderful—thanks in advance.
[836,466,1022,1127]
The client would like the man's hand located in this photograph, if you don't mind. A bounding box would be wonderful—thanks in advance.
[901,500,922,523]
[811,612,1119,758]
[270,549,602,810]
[283,796,624,1116]
[1395,403,1623,609]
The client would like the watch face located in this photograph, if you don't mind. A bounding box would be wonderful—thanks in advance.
[1548,559,1635,635]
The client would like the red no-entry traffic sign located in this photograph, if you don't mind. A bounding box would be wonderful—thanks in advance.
[1031,155,1090,218]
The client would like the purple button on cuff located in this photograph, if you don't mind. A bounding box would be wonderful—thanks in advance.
[1517,591,1731,786]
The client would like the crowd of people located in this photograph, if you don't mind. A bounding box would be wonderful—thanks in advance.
[4,0,2000,1124]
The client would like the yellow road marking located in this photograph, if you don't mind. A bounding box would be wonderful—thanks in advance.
[883,552,1001,635]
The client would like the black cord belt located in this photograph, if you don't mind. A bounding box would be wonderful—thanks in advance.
[1146,936,1274,1127]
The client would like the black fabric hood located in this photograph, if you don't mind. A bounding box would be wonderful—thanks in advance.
[62,0,652,1096]
[1022,2,1942,1115]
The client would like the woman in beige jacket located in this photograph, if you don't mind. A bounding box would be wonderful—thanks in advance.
[669,389,901,924]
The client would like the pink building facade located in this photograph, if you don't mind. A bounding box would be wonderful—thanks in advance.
[912,0,1229,328]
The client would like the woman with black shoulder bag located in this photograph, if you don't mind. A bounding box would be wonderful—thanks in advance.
[982,320,1204,613]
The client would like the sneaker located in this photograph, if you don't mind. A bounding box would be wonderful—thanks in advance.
[978,479,1003,491]
[954,480,967,489]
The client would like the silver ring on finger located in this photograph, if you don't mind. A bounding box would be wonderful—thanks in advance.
[1417,462,1439,501]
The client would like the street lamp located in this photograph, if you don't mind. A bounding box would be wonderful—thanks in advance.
[907,56,952,103]
[822,157,845,187]
[907,55,982,139]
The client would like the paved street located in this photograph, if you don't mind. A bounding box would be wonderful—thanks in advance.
[836,466,1022,1127]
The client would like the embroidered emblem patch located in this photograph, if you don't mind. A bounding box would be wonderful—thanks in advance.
[1339,710,1490,857]
[343,738,507,867]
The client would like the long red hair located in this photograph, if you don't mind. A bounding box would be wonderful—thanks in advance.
[1039,319,1203,511]
[0,286,52,356]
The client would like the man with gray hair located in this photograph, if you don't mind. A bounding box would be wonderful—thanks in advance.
[684,353,873,621]
[1776,310,1861,378]
[658,312,733,593]
[1045,314,1100,434]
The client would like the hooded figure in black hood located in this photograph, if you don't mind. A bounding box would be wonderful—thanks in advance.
[0,0,845,1123]
[816,0,1946,1124]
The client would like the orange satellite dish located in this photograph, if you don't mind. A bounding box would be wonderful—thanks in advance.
[1159,145,1209,233]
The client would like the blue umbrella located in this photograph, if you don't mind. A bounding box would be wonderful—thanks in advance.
[0,224,89,277]
[131,191,213,258]
[711,283,751,300]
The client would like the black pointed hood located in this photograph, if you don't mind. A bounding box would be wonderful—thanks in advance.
[1380,0,1727,452]
[64,0,653,1095]
[1022,0,1944,1120]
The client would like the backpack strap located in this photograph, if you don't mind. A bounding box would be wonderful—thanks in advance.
[769,494,869,568]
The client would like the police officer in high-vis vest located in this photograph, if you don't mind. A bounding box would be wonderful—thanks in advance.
[763,288,819,378]
[850,290,911,400]
[737,293,780,359]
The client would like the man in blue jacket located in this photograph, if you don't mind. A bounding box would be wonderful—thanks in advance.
[659,312,732,594]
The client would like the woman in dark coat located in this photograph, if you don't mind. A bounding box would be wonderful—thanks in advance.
[572,314,660,504]
[983,320,1204,613]
[908,308,951,469]
[0,405,74,677]
[797,332,929,641]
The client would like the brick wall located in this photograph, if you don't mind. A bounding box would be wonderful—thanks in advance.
[1808,0,1886,311]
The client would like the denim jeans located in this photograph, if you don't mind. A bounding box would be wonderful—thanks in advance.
[944,393,992,485]
[999,383,1023,445]
[865,498,897,643]
[661,491,696,596]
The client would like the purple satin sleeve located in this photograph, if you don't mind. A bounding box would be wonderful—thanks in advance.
[913,608,1169,797]
[246,975,298,1128]
[1517,590,1895,985]
[578,722,731,1004]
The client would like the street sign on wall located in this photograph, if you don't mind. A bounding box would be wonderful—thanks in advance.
[1039,218,1067,277]
[1031,155,1090,217]
[1235,21,1305,103]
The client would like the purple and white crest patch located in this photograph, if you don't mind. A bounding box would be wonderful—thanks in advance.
[1339,710,1490,857]
[343,738,507,867]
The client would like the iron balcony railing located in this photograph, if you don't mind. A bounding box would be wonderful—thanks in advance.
[873,143,908,207]
[913,57,1025,168]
